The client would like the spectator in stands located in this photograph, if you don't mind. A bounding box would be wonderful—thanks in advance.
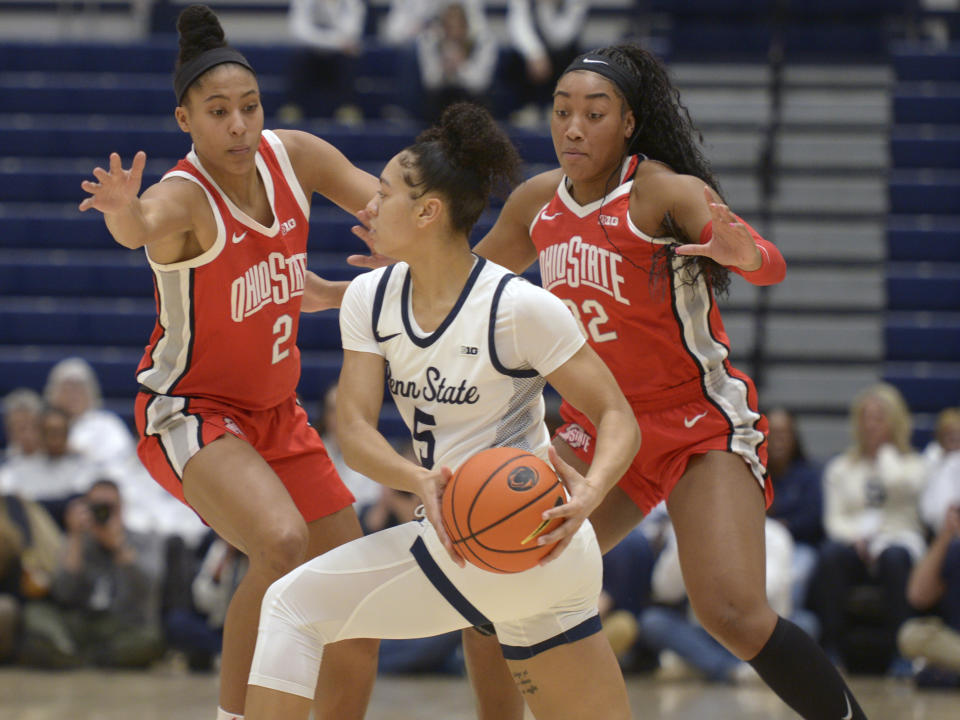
[416,1,498,123]
[0,405,97,528]
[279,0,366,125]
[921,407,960,534]
[165,530,247,672]
[0,492,64,663]
[899,502,960,687]
[766,407,824,612]
[44,357,137,478]
[19,478,166,668]
[1,388,43,461]
[505,0,590,127]
[318,383,382,514]
[809,382,927,673]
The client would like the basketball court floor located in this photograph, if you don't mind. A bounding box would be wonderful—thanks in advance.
[1,667,957,719]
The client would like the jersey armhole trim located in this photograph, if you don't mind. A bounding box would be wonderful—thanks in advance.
[488,275,539,379]
[263,129,311,220]
[146,171,226,271]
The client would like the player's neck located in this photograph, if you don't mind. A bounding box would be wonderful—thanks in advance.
[406,247,476,332]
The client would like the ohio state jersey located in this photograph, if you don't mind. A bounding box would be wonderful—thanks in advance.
[136,130,311,410]
[529,155,738,404]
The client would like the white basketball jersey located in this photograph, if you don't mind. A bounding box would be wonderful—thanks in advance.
[346,258,574,472]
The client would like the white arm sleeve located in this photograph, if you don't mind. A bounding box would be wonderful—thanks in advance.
[493,277,585,376]
[339,271,383,356]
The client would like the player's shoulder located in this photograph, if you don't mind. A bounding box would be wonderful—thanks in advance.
[507,168,564,214]
[631,161,707,212]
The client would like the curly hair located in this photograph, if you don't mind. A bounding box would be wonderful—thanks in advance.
[175,5,227,68]
[566,44,731,296]
[401,103,521,235]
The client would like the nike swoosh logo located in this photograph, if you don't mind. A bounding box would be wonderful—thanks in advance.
[540,211,562,221]
[377,332,400,342]
[841,692,852,720]
[683,411,708,428]
[232,231,248,244]
[582,58,609,65]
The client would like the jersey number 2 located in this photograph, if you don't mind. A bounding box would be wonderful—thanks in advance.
[562,299,618,343]
[272,314,293,364]
[413,408,436,469]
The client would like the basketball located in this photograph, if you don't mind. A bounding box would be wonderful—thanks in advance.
[440,447,567,574]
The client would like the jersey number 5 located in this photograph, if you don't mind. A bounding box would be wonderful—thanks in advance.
[413,408,436,469]
[272,314,293,364]
[562,299,618,344]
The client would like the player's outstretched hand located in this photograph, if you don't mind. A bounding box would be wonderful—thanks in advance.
[347,208,396,269]
[535,446,604,565]
[417,465,466,568]
[673,186,762,271]
[79,151,147,214]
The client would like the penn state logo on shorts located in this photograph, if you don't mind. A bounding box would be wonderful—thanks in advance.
[507,465,539,491]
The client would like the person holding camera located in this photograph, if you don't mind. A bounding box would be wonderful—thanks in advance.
[18,479,167,668]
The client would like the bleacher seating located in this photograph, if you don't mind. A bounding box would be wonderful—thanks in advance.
[886,38,960,446]
[0,0,956,459]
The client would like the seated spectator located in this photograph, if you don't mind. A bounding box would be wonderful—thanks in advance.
[505,0,590,127]
[0,406,97,527]
[19,479,166,669]
[766,407,825,611]
[921,406,960,471]
[636,513,804,684]
[899,504,960,688]
[416,1,498,123]
[2,388,43,461]
[921,407,960,535]
[318,383,382,514]
[164,531,246,672]
[44,357,137,478]
[809,382,927,674]
[279,0,366,124]
[0,492,64,663]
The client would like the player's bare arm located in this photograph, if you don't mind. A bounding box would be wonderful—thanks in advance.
[276,129,378,213]
[301,272,349,313]
[537,344,640,562]
[337,348,465,565]
[637,171,764,271]
[80,151,202,260]
[472,167,563,273]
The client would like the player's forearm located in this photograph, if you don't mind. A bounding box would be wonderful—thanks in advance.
[339,420,425,495]
[302,272,350,312]
[103,200,151,249]
[583,407,641,499]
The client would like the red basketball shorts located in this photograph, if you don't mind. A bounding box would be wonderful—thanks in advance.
[555,369,771,515]
[135,391,354,524]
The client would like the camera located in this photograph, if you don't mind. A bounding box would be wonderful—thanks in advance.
[89,502,113,525]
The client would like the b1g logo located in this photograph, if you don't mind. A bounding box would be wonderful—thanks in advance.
[507,465,539,491]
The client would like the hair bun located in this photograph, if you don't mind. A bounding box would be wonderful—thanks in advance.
[177,4,227,66]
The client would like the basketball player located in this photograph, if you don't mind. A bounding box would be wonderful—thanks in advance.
[243,102,640,720]
[77,6,378,719]
[351,45,870,720]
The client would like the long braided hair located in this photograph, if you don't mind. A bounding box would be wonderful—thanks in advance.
[568,44,731,296]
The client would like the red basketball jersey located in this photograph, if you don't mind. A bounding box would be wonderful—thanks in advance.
[136,130,311,410]
[530,155,739,405]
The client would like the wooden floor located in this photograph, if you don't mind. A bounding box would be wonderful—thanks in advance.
[1,667,958,719]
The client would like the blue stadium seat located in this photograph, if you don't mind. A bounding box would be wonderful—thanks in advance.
[886,216,960,261]
[890,128,960,169]
[886,263,960,311]
[885,315,960,361]
[892,43,960,82]
[888,169,960,214]
[893,87,960,124]
[884,364,960,412]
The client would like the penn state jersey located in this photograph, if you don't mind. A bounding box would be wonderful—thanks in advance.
[340,257,584,471]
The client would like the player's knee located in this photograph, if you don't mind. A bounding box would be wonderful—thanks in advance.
[691,592,769,649]
[254,523,309,579]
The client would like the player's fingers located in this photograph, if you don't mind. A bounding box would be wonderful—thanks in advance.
[673,243,708,256]
[346,254,380,269]
[80,179,99,192]
[91,167,110,183]
[537,530,576,565]
[108,152,123,172]
[434,521,466,567]
[130,150,147,179]
[78,197,94,212]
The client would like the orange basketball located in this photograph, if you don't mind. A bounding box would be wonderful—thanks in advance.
[440,447,567,574]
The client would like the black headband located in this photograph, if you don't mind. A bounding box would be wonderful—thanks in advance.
[563,52,641,117]
[174,47,255,105]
